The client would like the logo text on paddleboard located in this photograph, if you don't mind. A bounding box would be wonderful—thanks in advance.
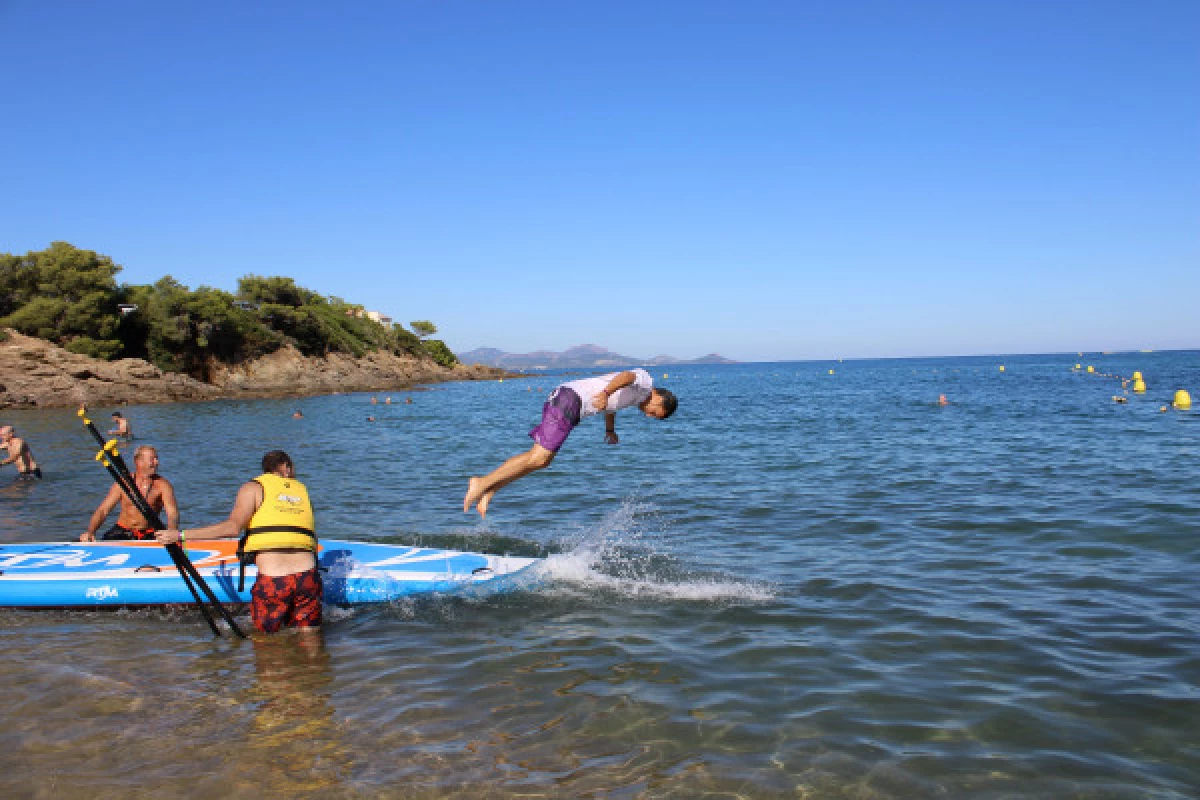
[85,586,119,600]
[0,551,132,569]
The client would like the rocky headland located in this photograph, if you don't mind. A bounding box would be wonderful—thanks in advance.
[0,329,511,409]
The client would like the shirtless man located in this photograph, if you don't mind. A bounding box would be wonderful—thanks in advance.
[108,412,134,440]
[81,445,179,540]
[463,369,677,518]
[156,451,321,634]
[0,425,41,481]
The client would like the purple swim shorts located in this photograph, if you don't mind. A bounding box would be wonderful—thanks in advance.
[529,387,582,453]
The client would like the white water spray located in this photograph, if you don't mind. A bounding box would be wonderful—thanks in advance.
[535,498,775,603]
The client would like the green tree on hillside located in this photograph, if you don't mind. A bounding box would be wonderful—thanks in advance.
[0,243,453,376]
[410,320,438,340]
[421,339,458,367]
[0,242,123,359]
[242,276,427,359]
[238,275,320,308]
[121,278,282,379]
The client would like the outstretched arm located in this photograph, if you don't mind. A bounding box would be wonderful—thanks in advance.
[156,482,260,544]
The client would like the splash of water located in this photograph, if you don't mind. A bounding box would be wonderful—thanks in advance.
[536,497,775,603]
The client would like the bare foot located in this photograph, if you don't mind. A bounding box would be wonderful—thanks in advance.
[477,489,496,519]
[463,477,484,513]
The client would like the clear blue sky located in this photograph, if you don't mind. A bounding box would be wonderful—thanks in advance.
[2,1,1196,361]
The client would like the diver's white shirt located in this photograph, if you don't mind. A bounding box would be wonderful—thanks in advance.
[563,369,654,419]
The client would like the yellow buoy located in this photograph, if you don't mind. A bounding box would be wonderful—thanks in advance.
[1174,389,1192,410]
[1132,371,1143,381]
[1132,378,1146,393]
[663,373,668,379]
[1087,365,1095,373]
[1074,364,1081,370]
[828,369,834,375]
[999,365,1005,372]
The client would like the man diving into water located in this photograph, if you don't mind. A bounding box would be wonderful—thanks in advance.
[463,369,677,518]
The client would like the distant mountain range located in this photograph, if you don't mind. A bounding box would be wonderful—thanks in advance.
[456,344,736,369]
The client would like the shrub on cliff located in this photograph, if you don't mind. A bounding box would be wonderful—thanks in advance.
[237,275,321,308]
[258,303,362,357]
[0,242,124,359]
[1,243,443,376]
[121,278,282,380]
[422,339,459,367]
[239,275,426,360]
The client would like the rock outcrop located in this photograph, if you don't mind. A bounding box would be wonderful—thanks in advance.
[0,329,509,409]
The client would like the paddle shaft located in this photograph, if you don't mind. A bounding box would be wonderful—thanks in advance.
[85,421,242,636]
[92,455,222,636]
[79,414,246,638]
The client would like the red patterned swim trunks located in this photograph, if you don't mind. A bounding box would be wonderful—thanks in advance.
[250,567,323,633]
[102,522,156,540]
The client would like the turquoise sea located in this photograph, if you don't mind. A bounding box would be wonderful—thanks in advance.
[0,351,1197,798]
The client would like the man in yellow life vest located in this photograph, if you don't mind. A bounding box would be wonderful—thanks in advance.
[156,450,320,634]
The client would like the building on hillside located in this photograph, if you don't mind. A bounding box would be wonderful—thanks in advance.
[345,307,394,326]
[364,310,393,326]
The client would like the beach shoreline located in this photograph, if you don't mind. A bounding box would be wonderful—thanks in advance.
[0,328,518,409]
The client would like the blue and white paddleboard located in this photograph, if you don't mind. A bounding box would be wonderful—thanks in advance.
[0,539,542,608]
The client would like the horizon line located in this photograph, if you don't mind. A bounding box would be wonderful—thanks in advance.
[457,345,1199,365]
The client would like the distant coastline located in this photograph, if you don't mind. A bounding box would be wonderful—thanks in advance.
[457,343,737,370]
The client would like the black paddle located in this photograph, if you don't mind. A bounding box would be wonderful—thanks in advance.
[78,408,247,638]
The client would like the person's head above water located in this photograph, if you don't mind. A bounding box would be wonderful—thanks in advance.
[0,425,13,440]
[639,388,678,420]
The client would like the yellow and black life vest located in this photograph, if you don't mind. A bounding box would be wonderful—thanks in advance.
[237,473,317,590]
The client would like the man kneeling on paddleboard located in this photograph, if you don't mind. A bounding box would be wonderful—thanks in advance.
[82,446,178,541]
[156,450,321,635]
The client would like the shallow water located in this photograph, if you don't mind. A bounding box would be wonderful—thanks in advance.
[1,353,1198,798]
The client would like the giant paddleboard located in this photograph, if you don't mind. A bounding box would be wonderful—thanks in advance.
[0,539,541,608]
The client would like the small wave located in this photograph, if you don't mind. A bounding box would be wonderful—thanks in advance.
[534,497,775,604]
[538,551,774,602]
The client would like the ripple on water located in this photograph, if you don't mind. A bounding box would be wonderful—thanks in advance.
[1,356,1199,797]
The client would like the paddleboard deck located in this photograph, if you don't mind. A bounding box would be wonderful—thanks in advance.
[0,539,542,608]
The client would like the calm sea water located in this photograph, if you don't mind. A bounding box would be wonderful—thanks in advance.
[1,352,1197,799]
